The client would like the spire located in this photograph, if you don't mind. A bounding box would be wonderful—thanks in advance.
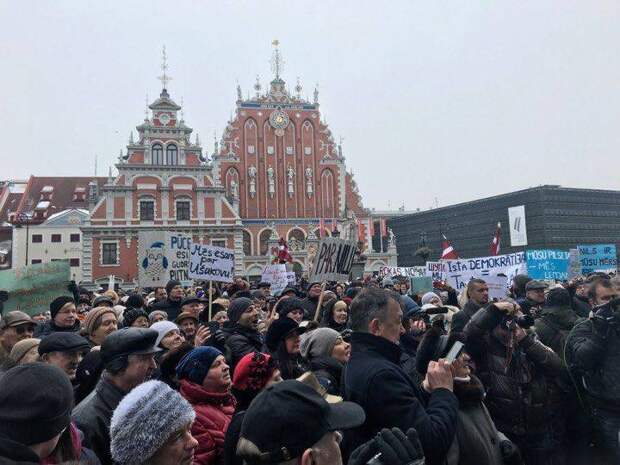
[213,131,219,155]
[157,45,172,91]
[270,39,284,80]
[129,131,134,144]
[107,166,113,183]
[313,84,319,104]
[180,96,184,122]
[195,133,200,146]
[144,93,149,121]
[94,154,98,176]
[236,82,242,101]
[254,75,262,97]
[338,137,343,158]
[295,77,302,98]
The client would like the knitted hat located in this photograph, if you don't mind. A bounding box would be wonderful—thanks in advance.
[122,308,149,328]
[148,310,168,324]
[150,321,180,347]
[546,287,571,308]
[92,295,114,308]
[125,294,145,310]
[49,296,75,319]
[227,297,253,324]
[9,338,41,363]
[165,280,182,295]
[276,297,306,318]
[83,306,116,336]
[265,317,306,352]
[110,380,196,465]
[176,346,223,385]
[0,363,73,445]
[421,292,441,305]
[300,328,340,360]
[232,352,277,391]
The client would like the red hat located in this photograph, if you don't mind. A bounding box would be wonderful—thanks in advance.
[232,352,277,391]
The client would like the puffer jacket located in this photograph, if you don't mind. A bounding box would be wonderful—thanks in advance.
[534,305,579,358]
[223,325,264,371]
[179,379,236,465]
[464,304,563,438]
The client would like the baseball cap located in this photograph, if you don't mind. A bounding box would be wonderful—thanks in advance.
[238,380,365,463]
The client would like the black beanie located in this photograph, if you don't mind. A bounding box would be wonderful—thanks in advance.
[546,287,571,308]
[276,297,305,318]
[227,297,253,324]
[122,308,149,328]
[125,294,145,309]
[166,280,182,295]
[0,363,73,445]
[49,295,75,319]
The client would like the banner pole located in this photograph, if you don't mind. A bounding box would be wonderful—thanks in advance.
[208,280,213,322]
[313,282,327,322]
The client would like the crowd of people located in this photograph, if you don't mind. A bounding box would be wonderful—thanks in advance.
[0,271,619,465]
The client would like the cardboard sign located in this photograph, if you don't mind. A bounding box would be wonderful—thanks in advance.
[0,261,72,316]
[138,232,193,286]
[578,244,618,275]
[379,266,426,278]
[442,252,526,290]
[508,205,528,246]
[309,238,357,282]
[425,261,446,281]
[526,249,570,280]
[189,244,234,283]
[568,249,581,279]
[484,275,509,300]
[261,264,289,295]
[410,276,434,295]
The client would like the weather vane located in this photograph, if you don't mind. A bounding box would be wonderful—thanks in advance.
[157,45,172,90]
[270,39,285,79]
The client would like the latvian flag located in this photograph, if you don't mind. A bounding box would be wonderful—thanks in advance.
[440,234,458,259]
[489,222,501,256]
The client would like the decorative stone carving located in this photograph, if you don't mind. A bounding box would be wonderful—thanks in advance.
[248,165,257,198]
[305,167,313,198]
[267,167,275,198]
[287,166,295,198]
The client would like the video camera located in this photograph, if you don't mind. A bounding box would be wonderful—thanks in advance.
[501,313,535,331]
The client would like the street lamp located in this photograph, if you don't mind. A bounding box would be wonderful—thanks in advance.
[16,212,34,267]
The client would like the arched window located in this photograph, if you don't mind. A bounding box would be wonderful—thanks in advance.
[152,144,164,165]
[259,229,274,256]
[166,144,178,165]
[242,230,252,256]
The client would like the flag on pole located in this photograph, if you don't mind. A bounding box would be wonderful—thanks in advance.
[440,234,458,259]
[368,218,375,236]
[331,218,337,232]
[381,218,388,237]
[490,222,501,256]
[357,219,366,242]
[319,218,325,238]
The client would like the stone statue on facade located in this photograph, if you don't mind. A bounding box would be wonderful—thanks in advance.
[267,167,275,198]
[248,165,257,198]
[287,166,295,197]
[305,167,313,198]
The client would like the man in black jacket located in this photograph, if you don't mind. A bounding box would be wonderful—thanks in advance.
[223,297,264,371]
[451,278,488,340]
[149,280,185,321]
[73,328,160,465]
[343,287,458,465]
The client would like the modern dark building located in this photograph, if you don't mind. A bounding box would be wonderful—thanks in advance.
[388,185,620,266]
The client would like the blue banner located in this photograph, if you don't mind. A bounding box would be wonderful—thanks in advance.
[578,244,618,275]
[526,249,570,280]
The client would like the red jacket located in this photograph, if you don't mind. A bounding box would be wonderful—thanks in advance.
[180,379,236,465]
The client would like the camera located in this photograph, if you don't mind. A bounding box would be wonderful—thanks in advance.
[501,313,535,330]
[593,297,620,326]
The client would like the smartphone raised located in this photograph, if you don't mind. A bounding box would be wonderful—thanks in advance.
[445,341,464,364]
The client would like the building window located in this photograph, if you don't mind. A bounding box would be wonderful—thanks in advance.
[51,234,62,243]
[69,258,80,267]
[140,200,155,221]
[32,234,43,243]
[70,233,80,242]
[176,200,190,221]
[152,144,164,165]
[259,229,274,256]
[242,230,252,256]
[101,242,118,265]
[166,144,178,165]
[31,259,42,264]
[212,239,226,248]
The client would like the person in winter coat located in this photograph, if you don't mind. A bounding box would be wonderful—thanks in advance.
[568,278,592,318]
[150,280,185,321]
[35,296,82,338]
[319,299,349,332]
[121,308,149,328]
[265,316,309,379]
[301,282,328,319]
[343,287,458,465]
[517,280,547,318]
[464,300,565,465]
[223,297,263,371]
[177,346,236,465]
[276,296,306,323]
[400,303,427,386]
[151,320,185,363]
[416,326,521,465]
[451,279,489,340]
[300,327,350,395]
[224,352,282,465]
[110,380,198,465]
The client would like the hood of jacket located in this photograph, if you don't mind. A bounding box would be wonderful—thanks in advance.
[179,379,236,408]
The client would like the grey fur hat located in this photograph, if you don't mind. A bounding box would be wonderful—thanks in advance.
[110,380,195,465]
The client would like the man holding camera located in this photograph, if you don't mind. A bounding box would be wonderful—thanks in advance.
[567,280,620,463]
[464,300,564,465]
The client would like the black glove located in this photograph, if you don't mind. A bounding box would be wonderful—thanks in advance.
[348,428,425,465]
[500,439,522,465]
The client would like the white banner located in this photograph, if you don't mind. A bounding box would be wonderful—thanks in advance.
[262,264,289,295]
[138,232,193,287]
[425,261,446,281]
[484,275,510,300]
[309,238,357,282]
[508,205,528,247]
[441,251,526,290]
[189,244,234,283]
[379,266,426,278]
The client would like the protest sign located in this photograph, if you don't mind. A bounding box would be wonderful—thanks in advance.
[0,261,71,316]
[484,275,509,300]
[441,252,526,290]
[309,238,357,282]
[189,244,234,283]
[138,232,193,286]
[425,261,446,281]
[261,264,289,295]
[508,205,528,246]
[526,249,570,280]
[379,266,426,278]
[568,249,581,279]
[410,276,433,295]
[578,244,618,275]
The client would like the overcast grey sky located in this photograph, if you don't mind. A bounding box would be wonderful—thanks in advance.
[1,1,619,211]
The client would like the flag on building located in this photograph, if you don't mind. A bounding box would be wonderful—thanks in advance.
[380,218,388,237]
[331,218,337,233]
[489,222,501,256]
[440,234,458,259]
[357,219,366,242]
[368,218,375,236]
[319,218,325,238]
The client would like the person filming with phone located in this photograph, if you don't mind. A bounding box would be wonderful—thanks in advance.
[462,299,564,465]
